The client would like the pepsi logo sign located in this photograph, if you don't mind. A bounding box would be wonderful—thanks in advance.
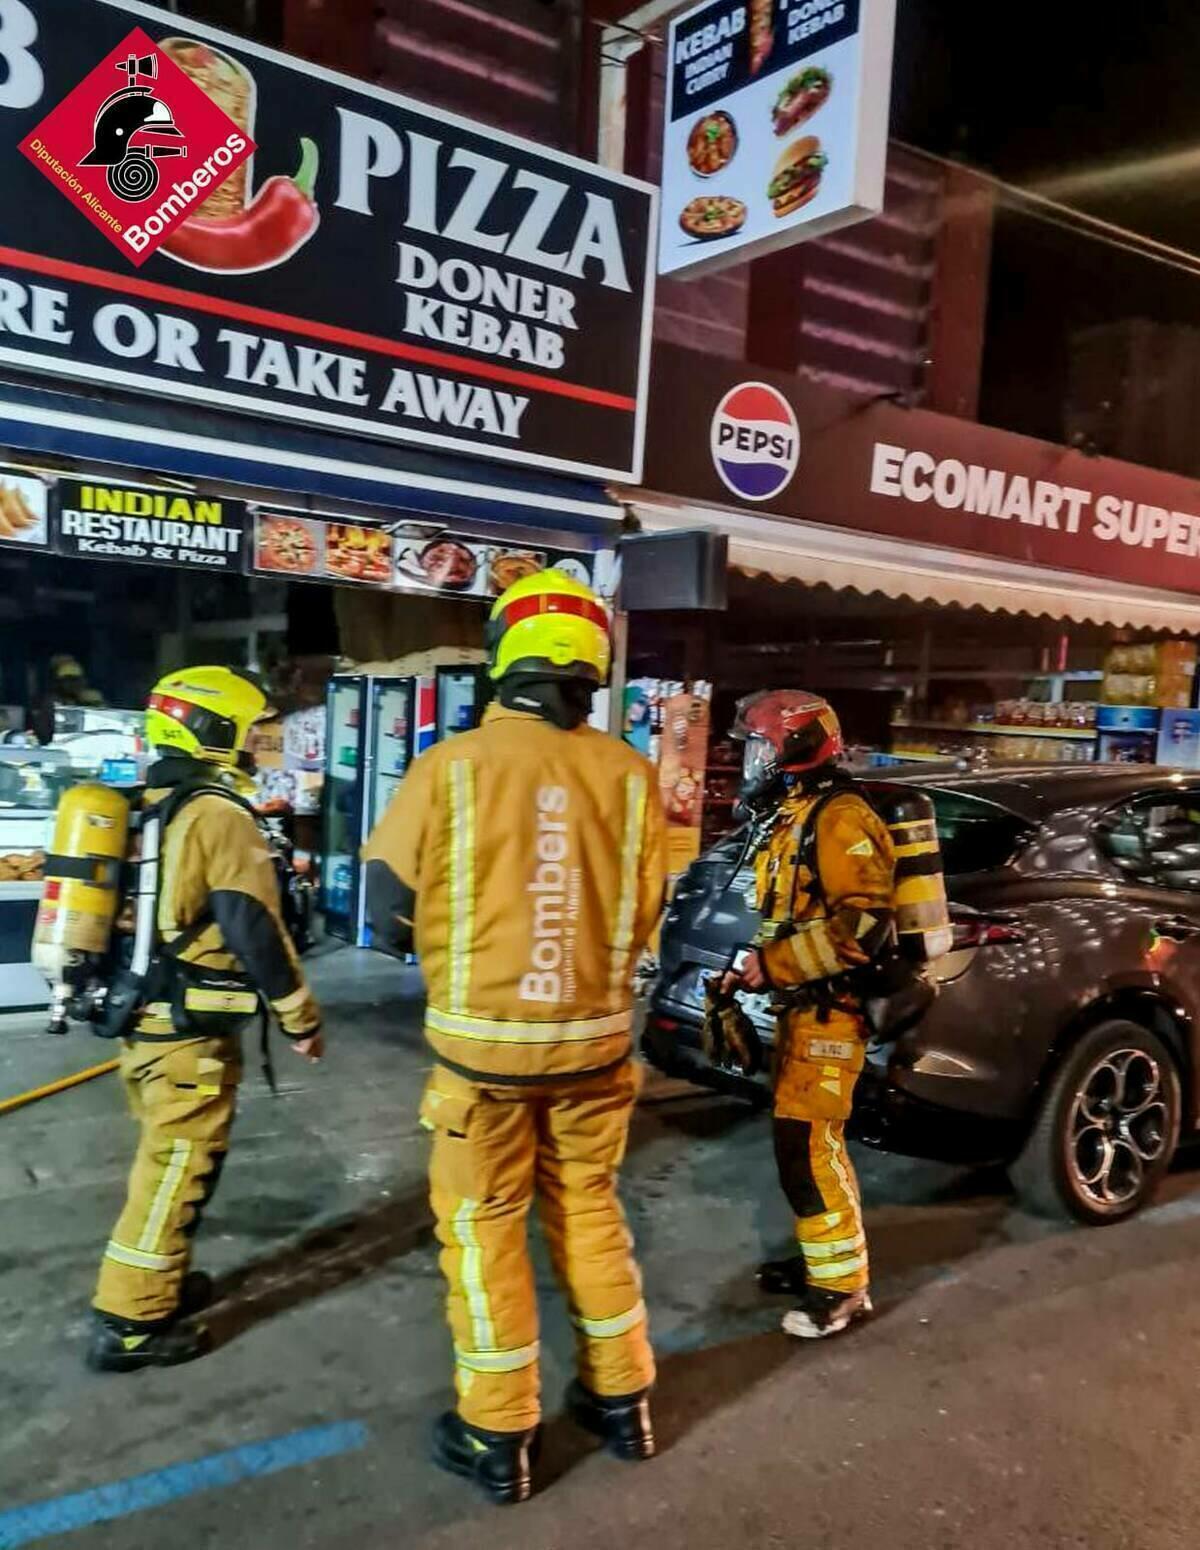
[710,382,800,503]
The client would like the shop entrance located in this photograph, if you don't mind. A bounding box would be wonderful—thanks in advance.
[630,571,1197,851]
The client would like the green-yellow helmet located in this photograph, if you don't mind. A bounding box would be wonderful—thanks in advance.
[486,568,612,684]
[145,666,269,769]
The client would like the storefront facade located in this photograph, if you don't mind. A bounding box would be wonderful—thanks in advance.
[625,344,1200,846]
[0,0,656,1004]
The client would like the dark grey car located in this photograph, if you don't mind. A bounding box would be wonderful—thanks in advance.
[645,765,1200,1224]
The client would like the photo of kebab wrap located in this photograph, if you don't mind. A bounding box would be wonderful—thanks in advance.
[749,0,775,74]
[767,136,827,218]
[160,37,256,219]
[772,66,832,135]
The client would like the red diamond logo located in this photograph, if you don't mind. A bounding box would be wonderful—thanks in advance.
[19,27,256,267]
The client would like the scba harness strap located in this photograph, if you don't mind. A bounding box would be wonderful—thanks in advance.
[96,781,272,1082]
[758,779,922,1030]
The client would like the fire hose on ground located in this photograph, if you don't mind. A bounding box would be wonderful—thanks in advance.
[0,1059,119,1118]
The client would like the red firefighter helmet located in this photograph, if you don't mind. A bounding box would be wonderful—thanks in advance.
[731,689,844,796]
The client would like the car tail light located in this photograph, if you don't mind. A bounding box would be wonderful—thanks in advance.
[650,1015,679,1033]
[951,917,1025,949]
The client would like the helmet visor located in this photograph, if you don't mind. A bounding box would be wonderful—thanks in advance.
[741,735,777,797]
[148,692,237,753]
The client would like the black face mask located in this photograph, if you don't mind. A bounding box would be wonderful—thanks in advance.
[499,675,595,731]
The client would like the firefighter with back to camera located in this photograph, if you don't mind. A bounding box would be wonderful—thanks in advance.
[363,570,667,1507]
[86,667,323,1373]
[722,691,901,1340]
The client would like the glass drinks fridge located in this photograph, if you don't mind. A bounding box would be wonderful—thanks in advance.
[435,666,489,740]
[320,674,435,944]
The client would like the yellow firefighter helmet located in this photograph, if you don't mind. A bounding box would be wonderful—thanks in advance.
[486,569,612,685]
[144,666,269,769]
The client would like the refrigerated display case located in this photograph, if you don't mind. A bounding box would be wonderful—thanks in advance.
[1158,710,1200,770]
[0,746,91,1012]
[320,675,365,944]
[436,666,488,740]
[320,673,435,945]
[1096,705,1161,764]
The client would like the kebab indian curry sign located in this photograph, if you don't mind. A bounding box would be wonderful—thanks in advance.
[0,0,657,482]
[660,0,896,279]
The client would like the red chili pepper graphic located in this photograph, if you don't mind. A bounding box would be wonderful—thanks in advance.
[162,137,319,273]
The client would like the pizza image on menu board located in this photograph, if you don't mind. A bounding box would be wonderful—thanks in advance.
[679,196,747,241]
[256,513,321,574]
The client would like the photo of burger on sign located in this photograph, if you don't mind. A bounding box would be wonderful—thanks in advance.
[20,27,256,266]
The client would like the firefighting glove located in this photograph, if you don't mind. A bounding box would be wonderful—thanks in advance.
[702,978,765,1077]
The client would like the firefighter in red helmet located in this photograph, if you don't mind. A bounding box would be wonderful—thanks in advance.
[724,690,895,1339]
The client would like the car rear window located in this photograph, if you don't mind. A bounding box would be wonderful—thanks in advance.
[918,788,1032,875]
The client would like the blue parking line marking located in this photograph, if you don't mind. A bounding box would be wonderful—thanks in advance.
[0,1420,369,1549]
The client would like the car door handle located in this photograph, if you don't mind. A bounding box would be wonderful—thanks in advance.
[1154,916,1200,942]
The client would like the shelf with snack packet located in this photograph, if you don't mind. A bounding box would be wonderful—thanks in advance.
[892,720,1097,741]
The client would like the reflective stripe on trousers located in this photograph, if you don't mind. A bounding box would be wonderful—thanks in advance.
[425,1062,654,1432]
[795,1121,869,1293]
[609,773,648,999]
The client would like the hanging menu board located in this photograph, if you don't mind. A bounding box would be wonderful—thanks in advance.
[251,506,596,598]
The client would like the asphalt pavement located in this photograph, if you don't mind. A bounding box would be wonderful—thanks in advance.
[2,945,1200,1549]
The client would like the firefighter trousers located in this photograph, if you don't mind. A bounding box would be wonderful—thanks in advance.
[93,1035,242,1326]
[421,1058,654,1434]
[772,1005,869,1295]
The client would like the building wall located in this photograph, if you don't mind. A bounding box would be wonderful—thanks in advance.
[281,0,579,149]
[266,4,993,418]
[165,0,283,45]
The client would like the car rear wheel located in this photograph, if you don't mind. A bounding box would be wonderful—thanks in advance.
[1011,1019,1181,1225]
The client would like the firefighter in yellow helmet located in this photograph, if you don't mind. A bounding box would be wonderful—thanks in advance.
[723,690,894,1340]
[363,570,666,1506]
[89,667,323,1373]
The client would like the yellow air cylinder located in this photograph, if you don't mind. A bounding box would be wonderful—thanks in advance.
[32,783,130,980]
[881,790,953,963]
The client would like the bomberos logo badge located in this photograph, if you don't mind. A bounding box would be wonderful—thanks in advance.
[19,26,255,267]
[710,382,801,503]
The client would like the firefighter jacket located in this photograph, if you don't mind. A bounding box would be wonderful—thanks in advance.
[363,704,668,1083]
[136,757,321,1040]
[754,782,895,993]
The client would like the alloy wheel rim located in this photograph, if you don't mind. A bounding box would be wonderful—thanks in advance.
[1068,1048,1169,1208]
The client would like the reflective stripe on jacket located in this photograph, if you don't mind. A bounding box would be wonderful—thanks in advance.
[363,705,668,1082]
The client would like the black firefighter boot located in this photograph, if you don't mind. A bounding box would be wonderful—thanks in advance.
[86,1310,212,1373]
[432,1412,542,1505]
[566,1380,656,1461]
